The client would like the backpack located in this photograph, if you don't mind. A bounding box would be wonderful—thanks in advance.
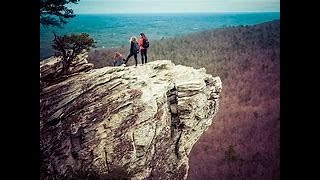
[143,39,149,48]
[133,42,140,53]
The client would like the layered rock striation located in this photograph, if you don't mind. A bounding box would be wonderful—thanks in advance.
[40,54,222,180]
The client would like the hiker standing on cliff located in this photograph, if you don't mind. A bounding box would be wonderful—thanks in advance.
[113,52,125,66]
[124,36,139,66]
[138,32,149,64]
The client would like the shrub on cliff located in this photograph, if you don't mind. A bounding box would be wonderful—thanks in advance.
[52,33,96,75]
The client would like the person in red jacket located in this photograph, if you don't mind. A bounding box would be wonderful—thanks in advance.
[138,32,149,64]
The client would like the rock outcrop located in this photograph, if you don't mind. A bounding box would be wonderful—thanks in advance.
[40,54,222,179]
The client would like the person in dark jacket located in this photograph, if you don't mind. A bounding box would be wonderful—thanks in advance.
[138,32,148,64]
[124,36,139,66]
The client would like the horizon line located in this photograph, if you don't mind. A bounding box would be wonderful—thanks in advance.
[75,11,280,15]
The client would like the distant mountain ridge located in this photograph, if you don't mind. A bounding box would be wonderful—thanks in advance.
[40,12,279,60]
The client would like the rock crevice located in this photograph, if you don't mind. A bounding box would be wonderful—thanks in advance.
[40,55,222,179]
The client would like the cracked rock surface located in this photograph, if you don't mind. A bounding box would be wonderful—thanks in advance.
[40,54,222,179]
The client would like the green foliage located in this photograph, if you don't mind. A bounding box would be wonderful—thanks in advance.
[52,33,96,75]
[40,0,80,27]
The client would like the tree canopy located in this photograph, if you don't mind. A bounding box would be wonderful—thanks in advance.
[52,33,96,75]
[40,0,80,27]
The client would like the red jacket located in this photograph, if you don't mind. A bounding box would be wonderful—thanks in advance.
[139,36,148,49]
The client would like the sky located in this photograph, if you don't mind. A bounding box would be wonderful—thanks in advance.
[69,0,280,14]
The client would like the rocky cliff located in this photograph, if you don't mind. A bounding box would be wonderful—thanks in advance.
[40,53,222,179]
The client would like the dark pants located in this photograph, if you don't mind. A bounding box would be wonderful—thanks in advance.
[125,52,138,66]
[141,49,147,64]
